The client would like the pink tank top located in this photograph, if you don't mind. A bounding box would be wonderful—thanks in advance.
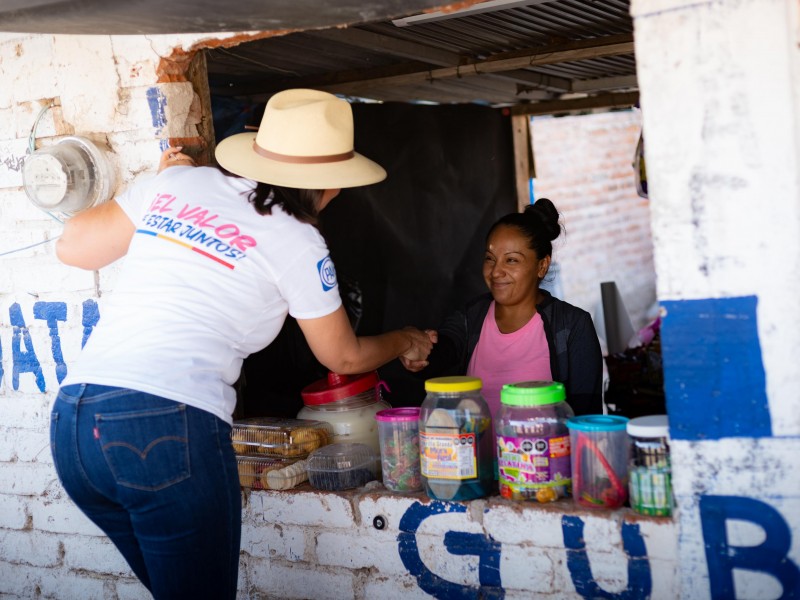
[467,301,552,417]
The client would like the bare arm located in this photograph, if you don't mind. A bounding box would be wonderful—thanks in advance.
[55,199,135,270]
[56,146,196,271]
[297,305,434,375]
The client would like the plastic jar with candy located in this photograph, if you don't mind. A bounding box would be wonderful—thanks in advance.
[375,407,422,492]
[419,376,494,501]
[495,381,574,503]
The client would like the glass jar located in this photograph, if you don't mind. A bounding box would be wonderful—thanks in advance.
[298,371,390,456]
[496,381,574,503]
[419,376,494,501]
[627,415,673,517]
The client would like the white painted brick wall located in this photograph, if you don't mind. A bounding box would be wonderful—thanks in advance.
[62,534,136,576]
[0,530,62,567]
[251,488,358,528]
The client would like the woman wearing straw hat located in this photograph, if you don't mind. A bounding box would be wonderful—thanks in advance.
[51,89,434,599]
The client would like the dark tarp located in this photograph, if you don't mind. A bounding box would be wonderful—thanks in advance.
[0,1,450,34]
[240,101,517,417]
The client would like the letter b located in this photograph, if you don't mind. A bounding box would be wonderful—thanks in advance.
[700,495,799,599]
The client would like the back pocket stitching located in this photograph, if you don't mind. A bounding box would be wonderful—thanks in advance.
[96,405,190,492]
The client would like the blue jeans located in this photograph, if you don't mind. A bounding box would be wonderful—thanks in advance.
[50,384,241,599]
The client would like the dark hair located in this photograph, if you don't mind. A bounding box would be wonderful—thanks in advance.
[487,197,563,260]
[213,162,324,225]
[248,182,323,225]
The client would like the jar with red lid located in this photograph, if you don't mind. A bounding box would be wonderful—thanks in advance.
[298,371,391,456]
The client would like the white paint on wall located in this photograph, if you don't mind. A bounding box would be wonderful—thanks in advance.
[631,0,800,437]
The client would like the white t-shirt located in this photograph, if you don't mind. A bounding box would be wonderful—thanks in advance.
[63,166,342,424]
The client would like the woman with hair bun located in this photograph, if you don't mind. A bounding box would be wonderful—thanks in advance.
[403,198,603,417]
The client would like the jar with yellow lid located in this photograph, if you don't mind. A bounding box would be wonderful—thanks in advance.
[419,376,494,501]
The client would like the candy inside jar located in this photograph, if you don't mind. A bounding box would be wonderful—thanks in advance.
[566,415,630,510]
[375,407,422,493]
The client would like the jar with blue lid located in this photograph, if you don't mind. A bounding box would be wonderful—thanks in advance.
[566,415,629,509]
[496,381,574,503]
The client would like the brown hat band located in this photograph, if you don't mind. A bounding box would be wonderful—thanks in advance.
[253,141,354,164]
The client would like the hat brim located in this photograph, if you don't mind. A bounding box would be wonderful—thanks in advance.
[215,132,387,189]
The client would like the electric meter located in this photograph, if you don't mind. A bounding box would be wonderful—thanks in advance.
[22,136,115,215]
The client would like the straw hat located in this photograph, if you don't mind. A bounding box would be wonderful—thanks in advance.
[215,89,387,189]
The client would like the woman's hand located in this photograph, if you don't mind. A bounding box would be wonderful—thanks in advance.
[400,328,437,372]
[158,146,196,173]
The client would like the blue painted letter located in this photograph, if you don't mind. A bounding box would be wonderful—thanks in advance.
[700,495,799,599]
[563,515,652,599]
[81,299,100,348]
[10,303,45,392]
[34,301,67,384]
[398,501,504,599]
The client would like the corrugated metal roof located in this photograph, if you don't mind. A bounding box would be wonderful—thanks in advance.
[207,0,637,113]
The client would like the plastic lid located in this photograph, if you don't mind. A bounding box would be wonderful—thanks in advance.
[231,417,333,458]
[424,376,482,393]
[375,407,420,422]
[500,381,566,406]
[301,371,379,406]
[306,442,377,472]
[627,414,670,438]
[566,414,629,432]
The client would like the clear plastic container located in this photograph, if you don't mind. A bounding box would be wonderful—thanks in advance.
[236,456,308,490]
[306,442,379,491]
[496,381,574,503]
[627,415,673,517]
[298,371,390,456]
[419,376,494,501]
[231,417,334,458]
[375,407,422,493]
[567,415,630,509]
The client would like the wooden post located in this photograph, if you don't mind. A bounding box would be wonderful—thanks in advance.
[511,113,533,210]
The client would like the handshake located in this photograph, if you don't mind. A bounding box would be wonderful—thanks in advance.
[399,327,438,373]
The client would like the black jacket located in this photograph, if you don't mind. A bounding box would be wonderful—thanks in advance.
[423,289,603,415]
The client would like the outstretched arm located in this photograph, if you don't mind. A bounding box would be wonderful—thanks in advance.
[298,305,434,375]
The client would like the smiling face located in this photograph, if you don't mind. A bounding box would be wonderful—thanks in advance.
[483,224,551,308]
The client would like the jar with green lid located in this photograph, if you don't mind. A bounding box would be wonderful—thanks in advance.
[419,376,494,501]
[496,381,574,503]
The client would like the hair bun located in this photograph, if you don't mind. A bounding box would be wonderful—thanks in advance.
[524,198,561,241]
